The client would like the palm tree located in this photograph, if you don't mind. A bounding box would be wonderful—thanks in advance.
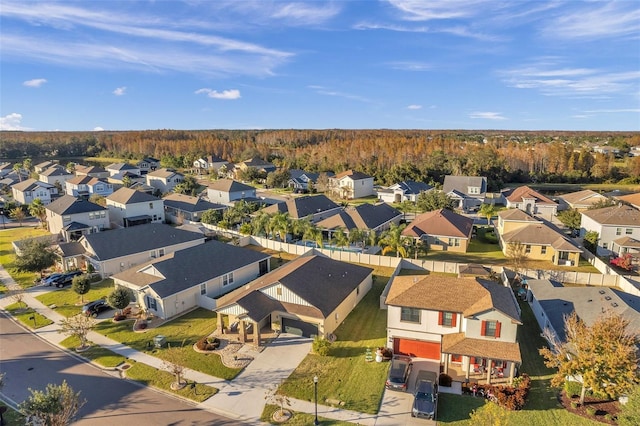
[349,228,365,247]
[367,229,378,248]
[12,162,23,182]
[10,207,26,226]
[28,198,47,229]
[333,227,349,248]
[303,223,323,248]
[380,223,411,257]
[269,212,290,242]
[252,211,270,237]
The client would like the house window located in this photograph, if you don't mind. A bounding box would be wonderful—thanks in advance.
[468,186,480,194]
[438,311,457,327]
[400,307,420,323]
[146,296,157,311]
[481,320,501,338]
[63,215,71,223]
[451,354,462,363]
[277,287,282,296]
[149,202,153,209]
[222,272,234,286]
[626,228,633,235]
[451,238,460,247]
[603,243,608,250]
[616,228,622,235]
[200,283,206,295]
[541,246,547,255]
[525,245,531,254]
[150,251,156,258]
[159,248,165,256]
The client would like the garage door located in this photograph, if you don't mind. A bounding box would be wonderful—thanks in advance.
[282,318,318,338]
[394,338,440,359]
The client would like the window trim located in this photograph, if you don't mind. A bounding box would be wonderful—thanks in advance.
[400,307,421,323]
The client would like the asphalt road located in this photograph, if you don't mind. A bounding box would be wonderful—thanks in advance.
[0,312,234,425]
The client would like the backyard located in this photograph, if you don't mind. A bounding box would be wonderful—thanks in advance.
[0,227,51,292]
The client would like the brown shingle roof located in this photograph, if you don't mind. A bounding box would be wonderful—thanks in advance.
[559,189,607,208]
[402,209,473,239]
[617,192,640,208]
[498,209,541,222]
[207,179,254,193]
[501,223,582,252]
[505,185,556,205]
[441,333,522,363]
[581,205,640,226]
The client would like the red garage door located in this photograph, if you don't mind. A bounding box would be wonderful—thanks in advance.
[394,338,441,360]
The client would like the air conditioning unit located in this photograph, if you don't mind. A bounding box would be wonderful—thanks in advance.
[565,260,572,266]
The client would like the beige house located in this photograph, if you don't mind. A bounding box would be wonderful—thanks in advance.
[497,209,582,266]
[558,189,609,211]
[214,255,373,344]
[402,208,474,253]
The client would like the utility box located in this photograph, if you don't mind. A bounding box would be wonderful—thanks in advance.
[154,335,166,348]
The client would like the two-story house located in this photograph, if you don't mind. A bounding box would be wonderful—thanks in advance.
[45,195,109,241]
[65,176,114,198]
[193,155,229,175]
[329,170,374,199]
[12,178,57,205]
[503,185,558,219]
[402,209,474,253]
[376,180,433,204]
[39,165,74,188]
[386,275,522,385]
[497,209,582,266]
[206,179,257,205]
[106,162,141,177]
[74,165,110,179]
[145,168,184,194]
[442,175,487,211]
[162,193,226,224]
[106,187,165,228]
[234,158,276,180]
[136,157,160,175]
[580,205,640,257]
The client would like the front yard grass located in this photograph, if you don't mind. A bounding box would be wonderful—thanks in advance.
[35,279,115,317]
[4,302,53,329]
[124,360,218,403]
[260,405,357,425]
[279,274,390,414]
[94,308,242,380]
[59,336,126,368]
[0,227,51,291]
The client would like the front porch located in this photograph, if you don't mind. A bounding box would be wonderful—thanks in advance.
[215,312,278,349]
[444,359,514,385]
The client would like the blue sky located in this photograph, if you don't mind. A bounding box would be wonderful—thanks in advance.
[1,0,639,132]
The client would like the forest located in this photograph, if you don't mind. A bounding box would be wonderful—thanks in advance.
[1,129,639,190]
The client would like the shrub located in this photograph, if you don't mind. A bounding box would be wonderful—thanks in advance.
[312,336,331,356]
[571,401,579,409]
[113,314,126,321]
[564,380,583,399]
[585,407,596,416]
[196,336,219,351]
[438,374,452,387]
[479,374,531,411]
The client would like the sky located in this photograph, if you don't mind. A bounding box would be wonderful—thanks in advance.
[1,0,639,132]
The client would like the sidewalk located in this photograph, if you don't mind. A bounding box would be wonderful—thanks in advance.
[0,265,388,425]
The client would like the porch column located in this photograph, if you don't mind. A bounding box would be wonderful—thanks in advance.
[216,312,224,334]
[465,356,470,381]
[238,320,247,343]
[486,359,492,385]
[253,321,261,348]
[443,354,449,375]
[509,362,516,385]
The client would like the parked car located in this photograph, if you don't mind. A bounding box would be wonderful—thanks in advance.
[42,273,63,286]
[385,355,413,391]
[51,270,83,288]
[82,299,110,317]
[412,370,438,419]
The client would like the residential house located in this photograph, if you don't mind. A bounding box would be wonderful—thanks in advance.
[106,187,165,228]
[12,178,57,205]
[0,162,13,178]
[558,189,609,211]
[287,169,334,192]
[106,162,141,177]
[206,179,257,205]
[497,209,582,266]
[107,171,145,187]
[193,155,229,175]
[261,194,342,223]
[34,161,56,173]
[503,185,558,219]
[402,209,474,253]
[65,176,113,198]
[79,223,205,277]
[316,203,402,236]
[145,168,184,193]
[580,205,640,256]
[385,275,522,384]
[45,195,109,241]
[163,193,226,224]
[442,175,488,211]
[215,255,373,343]
[617,192,640,211]
[74,165,110,179]
[526,279,640,345]
[113,240,271,320]
[136,157,160,174]
[376,180,433,204]
[39,165,74,188]
[234,158,276,179]
[329,170,375,199]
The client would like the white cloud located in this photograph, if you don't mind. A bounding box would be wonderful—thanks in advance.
[307,85,371,103]
[543,2,640,40]
[195,88,241,100]
[93,126,104,131]
[469,111,506,120]
[0,113,31,130]
[584,109,640,114]
[407,104,422,110]
[271,2,341,25]
[388,61,432,71]
[113,86,126,96]
[23,78,47,87]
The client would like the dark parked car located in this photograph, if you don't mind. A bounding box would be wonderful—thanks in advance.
[82,299,110,317]
[42,273,64,286]
[385,355,413,391]
[412,371,438,419]
[51,270,83,288]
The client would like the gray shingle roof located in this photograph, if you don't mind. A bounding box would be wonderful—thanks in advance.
[46,195,106,215]
[442,175,487,196]
[12,178,55,192]
[261,195,340,219]
[82,223,204,260]
[107,187,160,204]
[581,205,640,226]
[162,193,225,213]
[403,208,474,239]
[207,179,254,193]
[317,203,401,230]
[40,166,72,177]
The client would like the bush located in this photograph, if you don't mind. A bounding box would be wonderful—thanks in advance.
[564,380,583,398]
[196,336,219,351]
[585,407,596,416]
[113,314,126,321]
[438,374,452,387]
[478,374,531,411]
[312,336,331,356]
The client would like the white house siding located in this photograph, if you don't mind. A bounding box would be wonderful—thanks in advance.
[205,262,265,298]
[106,200,165,227]
[527,295,557,342]
[160,286,200,319]
[387,307,463,338]
[464,311,518,343]
[13,187,53,205]
[206,188,257,205]
[262,283,313,307]
[146,175,182,193]
[581,215,640,256]
[48,210,110,237]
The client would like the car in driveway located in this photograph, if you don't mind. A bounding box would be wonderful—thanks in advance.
[412,370,438,419]
[385,355,413,391]
[82,299,110,317]
[50,270,83,288]
[41,273,64,286]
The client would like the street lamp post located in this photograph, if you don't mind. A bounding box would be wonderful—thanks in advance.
[314,375,319,425]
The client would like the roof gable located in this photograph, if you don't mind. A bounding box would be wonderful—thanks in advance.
[504,185,556,205]
[207,179,254,193]
[107,187,160,204]
[403,209,473,239]
[582,205,640,226]
[442,175,487,195]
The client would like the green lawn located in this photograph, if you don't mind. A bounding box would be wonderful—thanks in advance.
[59,336,127,368]
[36,279,115,317]
[279,274,390,414]
[0,227,51,291]
[94,308,242,380]
[124,360,217,403]
[4,302,53,329]
[423,228,506,264]
[261,405,357,425]
[0,405,24,426]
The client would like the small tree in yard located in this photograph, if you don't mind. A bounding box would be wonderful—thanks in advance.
[9,206,26,226]
[14,240,57,279]
[583,231,599,254]
[162,344,187,390]
[72,274,91,303]
[107,287,131,315]
[479,203,497,226]
[540,311,640,406]
[506,241,528,276]
[20,380,85,426]
[265,380,291,419]
[557,208,582,234]
[58,315,95,350]
[469,401,511,426]
[312,336,331,356]
[9,288,26,308]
